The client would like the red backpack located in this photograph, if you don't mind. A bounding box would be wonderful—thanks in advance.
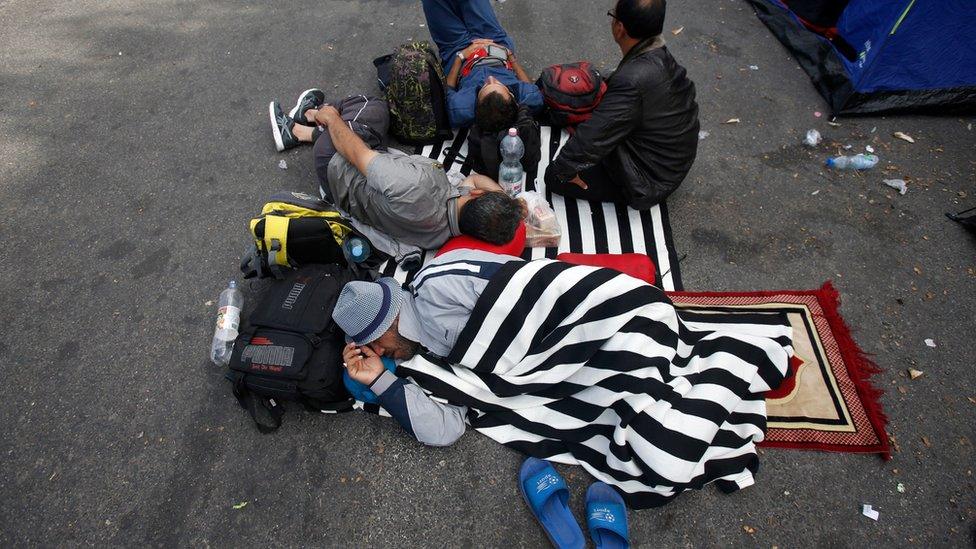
[536,62,607,129]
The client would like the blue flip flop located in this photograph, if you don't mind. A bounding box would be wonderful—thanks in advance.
[586,482,630,549]
[518,457,586,549]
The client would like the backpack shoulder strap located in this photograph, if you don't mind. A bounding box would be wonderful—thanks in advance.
[300,396,356,414]
[230,374,285,434]
[262,215,290,268]
[482,130,500,171]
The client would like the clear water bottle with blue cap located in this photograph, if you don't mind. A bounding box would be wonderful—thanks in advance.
[210,280,243,365]
[343,234,371,263]
[825,153,879,171]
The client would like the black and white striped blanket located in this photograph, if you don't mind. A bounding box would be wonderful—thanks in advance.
[382,127,683,291]
[397,259,794,508]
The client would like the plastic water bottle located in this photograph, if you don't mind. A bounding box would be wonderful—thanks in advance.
[499,128,525,197]
[343,235,371,263]
[210,281,243,365]
[825,153,879,170]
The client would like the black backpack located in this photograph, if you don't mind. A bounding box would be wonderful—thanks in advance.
[227,264,356,433]
[240,191,388,280]
[467,105,542,181]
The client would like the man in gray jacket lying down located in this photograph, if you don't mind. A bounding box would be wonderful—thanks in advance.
[332,248,522,446]
[269,91,524,264]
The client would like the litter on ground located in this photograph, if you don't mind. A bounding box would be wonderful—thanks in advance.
[803,129,821,146]
[893,132,916,143]
[924,338,937,348]
[883,179,907,195]
[825,154,878,171]
[861,504,880,521]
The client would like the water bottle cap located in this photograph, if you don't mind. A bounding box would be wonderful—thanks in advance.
[508,128,518,137]
[352,245,364,257]
[825,158,835,168]
[228,280,237,289]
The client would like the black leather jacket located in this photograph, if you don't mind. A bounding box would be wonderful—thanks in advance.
[546,39,700,209]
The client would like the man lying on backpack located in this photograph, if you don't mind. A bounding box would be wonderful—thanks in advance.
[421,0,543,132]
[545,0,700,210]
[269,91,524,253]
[332,248,523,446]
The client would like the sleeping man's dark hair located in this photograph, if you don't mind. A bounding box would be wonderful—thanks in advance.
[475,91,519,134]
[458,192,523,245]
[615,0,667,39]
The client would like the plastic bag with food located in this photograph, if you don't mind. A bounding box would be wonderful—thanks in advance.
[518,191,562,248]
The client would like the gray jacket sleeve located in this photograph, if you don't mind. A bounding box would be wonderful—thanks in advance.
[370,371,468,447]
[347,218,423,268]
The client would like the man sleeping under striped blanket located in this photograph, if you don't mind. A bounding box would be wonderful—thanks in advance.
[332,249,793,508]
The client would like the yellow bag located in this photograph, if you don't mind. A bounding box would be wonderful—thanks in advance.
[243,192,355,278]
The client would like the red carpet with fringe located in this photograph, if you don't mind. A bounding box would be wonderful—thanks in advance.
[668,283,890,459]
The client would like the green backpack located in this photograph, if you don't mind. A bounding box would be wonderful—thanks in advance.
[379,41,453,145]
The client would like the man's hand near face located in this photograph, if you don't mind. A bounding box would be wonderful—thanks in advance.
[342,343,385,385]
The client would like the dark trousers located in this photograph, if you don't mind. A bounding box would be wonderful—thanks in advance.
[421,0,515,71]
[313,95,389,198]
[546,162,629,205]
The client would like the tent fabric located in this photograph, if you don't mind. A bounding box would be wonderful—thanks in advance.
[749,0,976,115]
[784,0,850,32]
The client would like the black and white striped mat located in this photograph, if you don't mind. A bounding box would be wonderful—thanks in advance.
[382,127,683,291]
[397,259,793,508]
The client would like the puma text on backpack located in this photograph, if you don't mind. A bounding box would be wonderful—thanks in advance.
[378,41,453,145]
[241,191,386,279]
[536,62,608,129]
[227,264,357,432]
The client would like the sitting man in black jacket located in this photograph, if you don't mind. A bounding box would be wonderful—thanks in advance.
[545,0,700,210]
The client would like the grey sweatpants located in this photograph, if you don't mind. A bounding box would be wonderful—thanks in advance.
[312,94,389,194]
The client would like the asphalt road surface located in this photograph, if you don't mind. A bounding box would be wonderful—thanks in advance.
[1,0,973,546]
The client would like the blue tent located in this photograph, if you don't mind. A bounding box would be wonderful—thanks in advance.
[748,0,976,115]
